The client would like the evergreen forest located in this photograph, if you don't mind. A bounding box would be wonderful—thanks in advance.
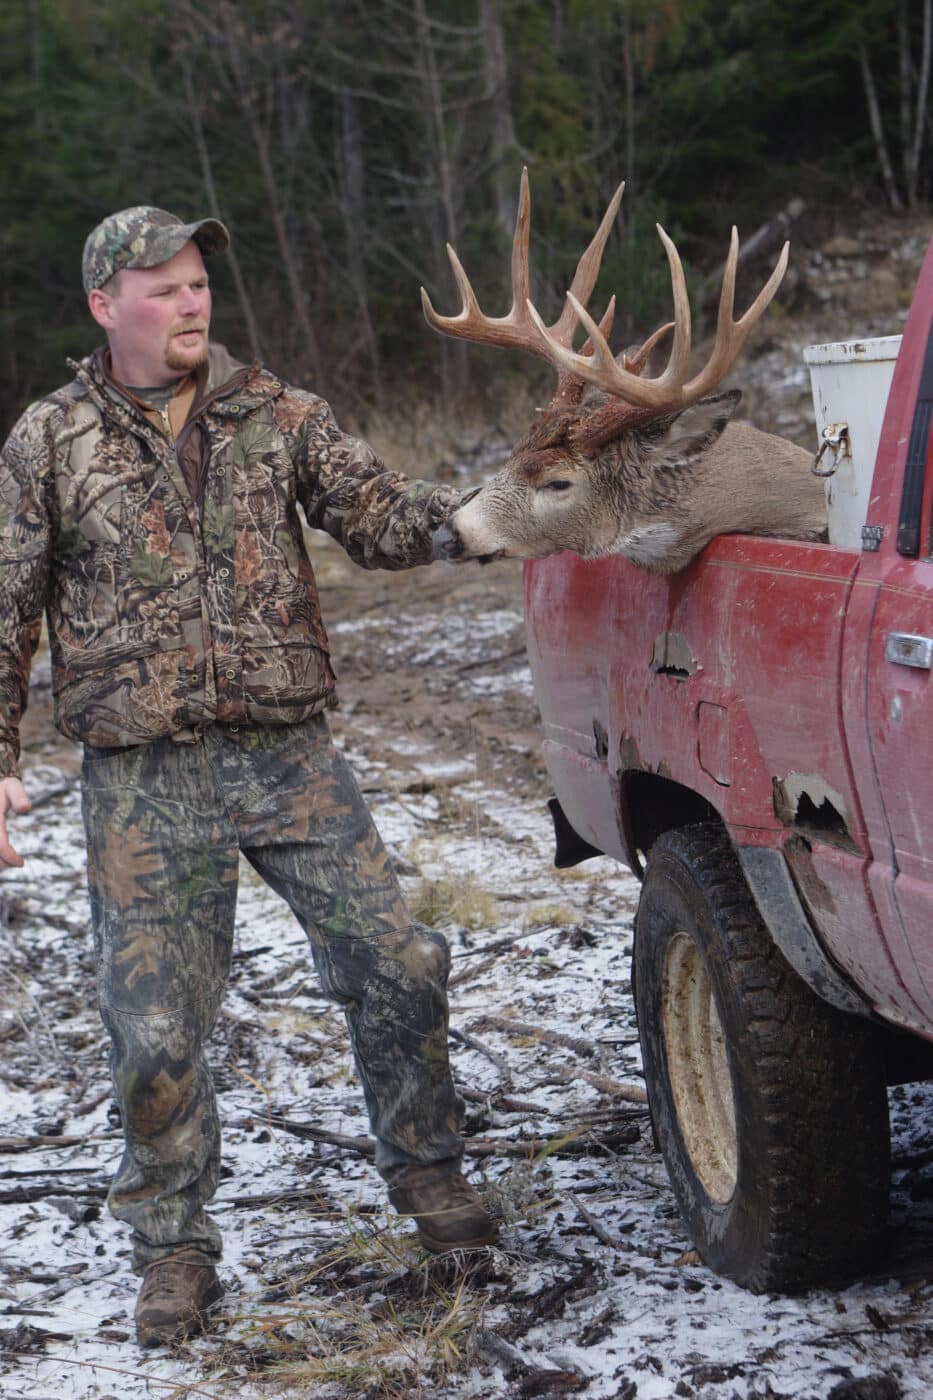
[1,0,930,432]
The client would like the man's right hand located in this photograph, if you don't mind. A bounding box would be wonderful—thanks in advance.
[0,778,31,867]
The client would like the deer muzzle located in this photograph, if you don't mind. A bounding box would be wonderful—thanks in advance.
[432,520,465,561]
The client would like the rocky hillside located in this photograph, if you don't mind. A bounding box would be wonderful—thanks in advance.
[734,209,933,447]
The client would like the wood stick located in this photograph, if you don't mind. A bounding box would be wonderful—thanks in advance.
[459,1086,549,1116]
[0,1183,109,1204]
[473,1014,603,1061]
[541,1064,648,1105]
[71,1088,112,1118]
[449,1026,512,1082]
[569,1193,629,1251]
[0,1131,122,1154]
[254,1115,636,1162]
[472,1015,648,1102]
[448,955,499,989]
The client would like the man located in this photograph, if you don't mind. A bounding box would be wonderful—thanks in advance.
[0,207,497,1348]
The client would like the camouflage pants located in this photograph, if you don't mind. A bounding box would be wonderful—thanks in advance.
[80,713,463,1273]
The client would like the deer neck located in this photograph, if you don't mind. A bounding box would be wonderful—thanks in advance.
[612,422,824,573]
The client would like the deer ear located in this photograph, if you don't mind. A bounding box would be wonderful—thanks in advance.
[649,389,741,462]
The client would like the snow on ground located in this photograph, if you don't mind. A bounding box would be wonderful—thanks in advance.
[3,567,933,1400]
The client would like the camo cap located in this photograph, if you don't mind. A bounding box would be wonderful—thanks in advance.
[82,206,230,294]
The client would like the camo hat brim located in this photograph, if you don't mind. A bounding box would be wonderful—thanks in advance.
[82,206,230,294]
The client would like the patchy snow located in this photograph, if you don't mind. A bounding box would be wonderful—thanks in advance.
[2,553,933,1400]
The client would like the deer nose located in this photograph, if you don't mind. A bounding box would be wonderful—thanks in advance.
[432,522,464,561]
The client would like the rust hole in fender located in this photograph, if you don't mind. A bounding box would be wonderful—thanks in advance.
[651,631,700,680]
[772,774,857,850]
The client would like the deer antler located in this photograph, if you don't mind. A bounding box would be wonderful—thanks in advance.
[421,167,621,381]
[528,226,789,414]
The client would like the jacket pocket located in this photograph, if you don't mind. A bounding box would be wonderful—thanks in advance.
[54,643,192,747]
[240,641,336,718]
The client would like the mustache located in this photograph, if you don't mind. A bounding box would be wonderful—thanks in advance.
[170,320,208,337]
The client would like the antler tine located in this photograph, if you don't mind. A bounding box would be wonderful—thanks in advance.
[622,321,674,375]
[528,225,790,413]
[529,293,613,378]
[548,295,618,413]
[421,167,559,365]
[509,167,532,315]
[550,180,624,348]
[681,234,789,399]
[421,167,618,373]
[526,221,692,407]
[653,226,692,389]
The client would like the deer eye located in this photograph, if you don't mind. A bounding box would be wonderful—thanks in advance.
[542,479,572,493]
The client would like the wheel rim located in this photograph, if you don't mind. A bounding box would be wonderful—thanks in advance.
[662,931,738,1203]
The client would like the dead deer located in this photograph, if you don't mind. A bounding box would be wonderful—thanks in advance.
[425,170,826,574]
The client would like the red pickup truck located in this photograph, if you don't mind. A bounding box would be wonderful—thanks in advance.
[523,232,933,1293]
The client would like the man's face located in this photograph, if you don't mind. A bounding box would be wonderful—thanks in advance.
[89,240,212,386]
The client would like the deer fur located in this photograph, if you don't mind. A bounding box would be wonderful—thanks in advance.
[434,387,826,575]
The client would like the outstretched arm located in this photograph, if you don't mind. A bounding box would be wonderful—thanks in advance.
[277,389,464,571]
[0,777,30,868]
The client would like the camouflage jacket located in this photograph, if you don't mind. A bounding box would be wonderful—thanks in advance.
[0,345,460,779]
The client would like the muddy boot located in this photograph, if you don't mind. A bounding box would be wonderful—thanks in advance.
[135,1259,225,1347]
[387,1163,499,1253]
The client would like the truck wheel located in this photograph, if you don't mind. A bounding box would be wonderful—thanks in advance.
[633,823,890,1292]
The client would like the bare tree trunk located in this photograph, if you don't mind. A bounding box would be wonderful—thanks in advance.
[413,0,467,403]
[215,1,327,393]
[859,41,903,209]
[178,43,263,362]
[622,0,636,209]
[338,90,386,413]
[480,0,517,240]
[907,0,933,206]
[898,0,913,190]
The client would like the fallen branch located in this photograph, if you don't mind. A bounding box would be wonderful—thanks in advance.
[456,643,526,674]
[539,1064,648,1106]
[472,1015,648,1102]
[241,1115,638,1163]
[71,1088,113,1119]
[459,1086,549,1116]
[0,1350,224,1398]
[448,956,500,989]
[698,196,807,302]
[0,1164,103,1178]
[0,1130,121,1154]
[450,935,517,960]
[14,1264,118,1308]
[213,1187,346,1212]
[0,1182,109,1205]
[473,1015,604,1062]
[449,1026,513,1083]
[569,1193,630,1251]
[476,1328,529,1371]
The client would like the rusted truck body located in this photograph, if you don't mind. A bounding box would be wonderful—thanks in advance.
[523,234,933,1291]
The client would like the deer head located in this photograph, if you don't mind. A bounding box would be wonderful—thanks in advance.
[424,170,823,574]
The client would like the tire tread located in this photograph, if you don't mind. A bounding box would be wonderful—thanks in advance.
[634,822,890,1293]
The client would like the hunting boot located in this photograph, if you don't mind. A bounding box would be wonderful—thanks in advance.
[387,1162,499,1253]
[135,1259,225,1347]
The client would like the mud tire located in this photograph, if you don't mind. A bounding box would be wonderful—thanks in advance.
[633,823,890,1293]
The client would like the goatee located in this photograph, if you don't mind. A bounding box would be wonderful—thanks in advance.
[165,339,209,373]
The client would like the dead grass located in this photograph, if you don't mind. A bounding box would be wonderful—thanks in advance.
[348,383,541,482]
[204,1211,498,1398]
[522,902,579,931]
[407,876,498,932]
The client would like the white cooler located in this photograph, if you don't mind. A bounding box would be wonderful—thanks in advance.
[803,335,902,548]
